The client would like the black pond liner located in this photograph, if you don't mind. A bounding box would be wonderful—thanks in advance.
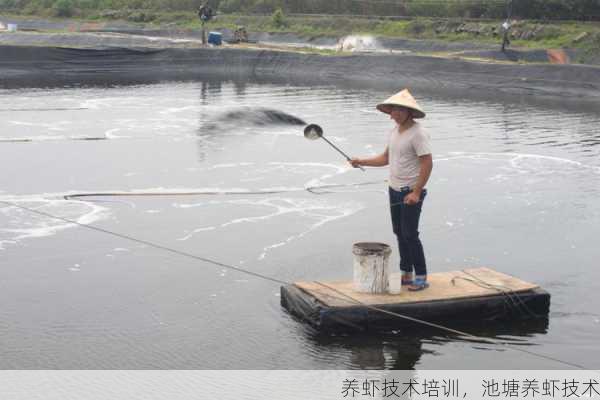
[281,283,550,333]
[2,44,600,111]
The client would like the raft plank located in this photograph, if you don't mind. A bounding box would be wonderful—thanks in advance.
[294,267,539,307]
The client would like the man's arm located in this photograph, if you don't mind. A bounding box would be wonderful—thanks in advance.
[404,154,433,205]
[349,147,389,168]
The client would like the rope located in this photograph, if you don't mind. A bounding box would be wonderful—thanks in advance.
[63,189,296,201]
[313,281,589,370]
[0,198,591,370]
[0,107,89,112]
[452,275,537,318]
[41,187,553,324]
[0,200,288,286]
[454,269,541,318]
[388,193,542,319]
[63,180,387,200]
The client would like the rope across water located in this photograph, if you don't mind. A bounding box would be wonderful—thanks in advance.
[0,195,591,370]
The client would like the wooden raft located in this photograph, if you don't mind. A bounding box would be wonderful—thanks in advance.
[280,267,550,332]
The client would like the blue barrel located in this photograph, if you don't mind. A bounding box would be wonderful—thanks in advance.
[207,32,222,46]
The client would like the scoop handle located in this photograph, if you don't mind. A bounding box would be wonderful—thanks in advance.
[320,136,365,171]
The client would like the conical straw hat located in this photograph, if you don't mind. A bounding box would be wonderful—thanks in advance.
[376,89,426,119]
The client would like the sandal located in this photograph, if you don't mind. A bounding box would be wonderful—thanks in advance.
[401,273,413,286]
[408,277,429,291]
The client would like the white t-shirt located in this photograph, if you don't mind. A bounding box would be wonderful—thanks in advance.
[388,122,432,190]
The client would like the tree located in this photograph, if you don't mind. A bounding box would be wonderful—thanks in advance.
[52,0,74,16]
[272,7,286,27]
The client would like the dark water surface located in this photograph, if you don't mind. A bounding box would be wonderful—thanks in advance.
[1,79,599,369]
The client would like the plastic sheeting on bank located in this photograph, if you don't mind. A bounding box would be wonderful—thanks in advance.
[2,45,600,108]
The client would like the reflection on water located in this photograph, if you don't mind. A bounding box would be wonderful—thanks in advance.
[306,318,549,369]
[0,77,598,369]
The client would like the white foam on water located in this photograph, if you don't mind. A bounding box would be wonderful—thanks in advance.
[207,162,256,170]
[337,35,382,52]
[80,97,137,110]
[240,177,265,183]
[360,109,379,114]
[159,105,198,114]
[173,200,216,209]
[256,197,365,260]
[7,120,71,131]
[177,226,217,241]
[438,151,600,173]
[488,173,510,183]
[175,195,363,250]
[0,195,110,250]
[104,128,129,139]
[269,161,346,171]
[68,265,81,272]
[0,239,17,250]
[300,162,355,189]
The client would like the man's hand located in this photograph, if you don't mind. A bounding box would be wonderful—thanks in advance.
[349,158,362,168]
[404,191,421,205]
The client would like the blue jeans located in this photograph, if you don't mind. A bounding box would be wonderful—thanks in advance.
[389,187,427,276]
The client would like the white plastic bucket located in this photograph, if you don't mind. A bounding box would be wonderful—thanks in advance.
[388,272,403,295]
[352,242,391,294]
[7,23,17,32]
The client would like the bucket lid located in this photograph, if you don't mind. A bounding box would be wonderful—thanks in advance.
[352,242,391,256]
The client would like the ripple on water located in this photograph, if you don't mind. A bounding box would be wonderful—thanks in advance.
[1,81,599,369]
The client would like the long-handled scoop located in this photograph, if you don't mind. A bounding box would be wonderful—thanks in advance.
[304,124,365,171]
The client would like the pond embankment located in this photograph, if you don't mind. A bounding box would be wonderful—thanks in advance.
[2,40,600,111]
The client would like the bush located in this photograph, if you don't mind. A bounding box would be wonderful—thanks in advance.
[406,19,428,35]
[52,0,75,16]
[271,7,285,28]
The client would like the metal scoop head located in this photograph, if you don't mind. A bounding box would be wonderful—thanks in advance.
[304,124,323,140]
[302,123,365,171]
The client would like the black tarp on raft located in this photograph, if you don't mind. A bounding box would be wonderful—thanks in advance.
[281,284,550,333]
[2,45,600,109]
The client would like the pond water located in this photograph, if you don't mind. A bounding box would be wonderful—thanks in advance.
[0,79,599,369]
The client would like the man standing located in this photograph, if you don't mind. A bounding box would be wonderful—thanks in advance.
[350,89,433,291]
[198,3,214,45]
[501,20,511,52]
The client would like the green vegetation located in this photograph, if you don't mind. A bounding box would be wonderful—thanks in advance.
[52,0,75,17]
[2,0,600,62]
[3,0,600,21]
[271,7,285,28]
[210,14,600,53]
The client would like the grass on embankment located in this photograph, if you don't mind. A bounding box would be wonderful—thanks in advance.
[208,14,600,62]
[200,14,600,51]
